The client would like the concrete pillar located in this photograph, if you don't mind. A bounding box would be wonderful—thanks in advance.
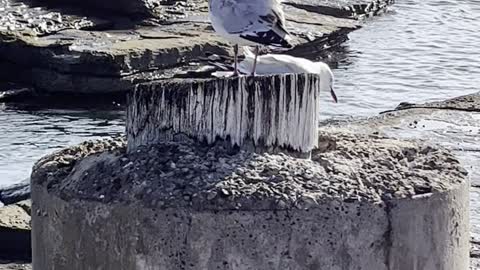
[31,74,470,269]
[35,186,470,270]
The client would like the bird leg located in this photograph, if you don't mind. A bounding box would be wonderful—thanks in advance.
[251,45,259,76]
[232,44,239,77]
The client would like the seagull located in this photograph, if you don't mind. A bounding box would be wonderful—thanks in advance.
[208,0,294,76]
[237,47,338,103]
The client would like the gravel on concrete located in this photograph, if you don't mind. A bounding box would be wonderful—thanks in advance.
[31,131,468,211]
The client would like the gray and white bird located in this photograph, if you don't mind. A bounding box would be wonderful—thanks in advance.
[208,0,293,76]
[208,48,338,102]
[238,47,338,103]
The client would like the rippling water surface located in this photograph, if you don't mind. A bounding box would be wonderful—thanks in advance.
[1,0,480,185]
[0,104,124,185]
[321,0,480,118]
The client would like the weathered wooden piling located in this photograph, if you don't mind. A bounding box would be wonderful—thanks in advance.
[126,74,322,156]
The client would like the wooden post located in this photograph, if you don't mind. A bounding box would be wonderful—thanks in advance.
[126,74,322,156]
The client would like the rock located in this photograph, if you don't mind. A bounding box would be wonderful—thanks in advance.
[0,0,392,95]
[283,0,392,25]
[0,179,30,205]
[0,205,31,260]
[0,261,31,270]
[0,83,35,103]
[393,92,480,112]
[326,92,480,185]
[0,204,30,233]
[14,200,31,216]
[43,0,163,17]
[323,91,480,240]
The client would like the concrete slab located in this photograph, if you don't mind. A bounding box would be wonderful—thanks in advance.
[30,131,470,269]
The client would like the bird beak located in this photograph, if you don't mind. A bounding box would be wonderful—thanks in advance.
[330,86,338,103]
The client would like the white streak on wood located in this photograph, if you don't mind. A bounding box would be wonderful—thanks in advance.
[126,74,322,153]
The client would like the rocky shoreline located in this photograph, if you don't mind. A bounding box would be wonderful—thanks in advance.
[0,0,392,100]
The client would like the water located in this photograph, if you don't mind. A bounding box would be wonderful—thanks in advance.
[321,0,480,118]
[1,0,480,186]
[0,103,124,186]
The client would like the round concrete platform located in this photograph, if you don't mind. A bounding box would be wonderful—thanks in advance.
[30,132,470,270]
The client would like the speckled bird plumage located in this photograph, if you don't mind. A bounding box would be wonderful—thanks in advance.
[209,0,293,75]
[209,0,292,48]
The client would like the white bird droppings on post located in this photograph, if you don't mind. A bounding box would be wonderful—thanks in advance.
[126,73,322,154]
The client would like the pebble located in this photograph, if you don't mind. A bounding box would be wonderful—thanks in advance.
[206,191,217,200]
[123,162,134,169]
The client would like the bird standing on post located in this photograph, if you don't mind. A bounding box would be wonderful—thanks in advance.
[208,0,293,76]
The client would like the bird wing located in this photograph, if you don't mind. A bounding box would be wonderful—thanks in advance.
[212,0,292,47]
